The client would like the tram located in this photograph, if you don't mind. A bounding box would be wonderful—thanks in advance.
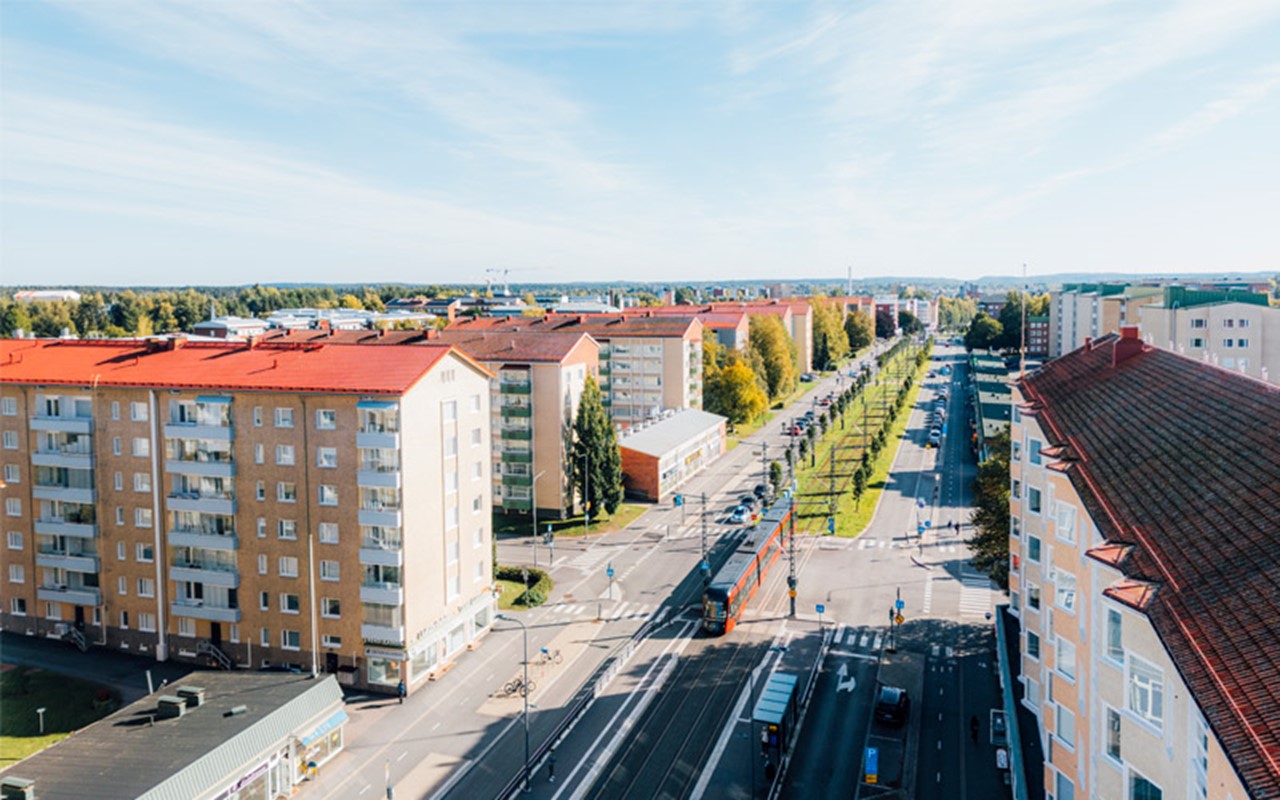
[702,499,791,635]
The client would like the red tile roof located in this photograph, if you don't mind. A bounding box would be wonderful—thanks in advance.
[430,330,595,363]
[1021,331,1280,798]
[0,338,465,395]
[448,313,700,339]
[621,307,748,330]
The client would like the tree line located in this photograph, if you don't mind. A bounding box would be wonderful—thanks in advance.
[963,291,1050,352]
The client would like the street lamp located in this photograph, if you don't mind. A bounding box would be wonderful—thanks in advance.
[579,451,590,535]
[496,613,532,793]
[36,707,46,735]
[531,470,547,568]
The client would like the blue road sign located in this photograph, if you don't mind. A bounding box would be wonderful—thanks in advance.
[925,520,932,528]
[896,598,905,611]
[827,517,836,533]
[866,747,879,782]
[816,603,826,615]
[917,498,925,508]
[943,424,948,434]
[701,560,710,573]
[606,564,614,578]
[917,524,925,535]
[674,494,683,507]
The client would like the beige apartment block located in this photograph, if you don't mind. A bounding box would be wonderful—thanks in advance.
[1007,328,1278,799]
[1138,297,1279,384]
[0,336,495,693]
[1048,284,1163,358]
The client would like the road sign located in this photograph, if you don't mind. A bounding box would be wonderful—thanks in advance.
[700,560,710,574]
[788,589,796,599]
[674,494,683,507]
[895,598,905,610]
[917,523,925,535]
[865,747,879,784]
[606,564,614,579]
[924,519,932,528]
[895,614,905,625]
[917,498,925,508]
[827,517,836,534]
[816,603,825,614]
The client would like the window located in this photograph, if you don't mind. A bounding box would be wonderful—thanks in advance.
[118,610,127,628]
[1027,631,1040,659]
[4,498,19,517]
[275,444,295,466]
[1054,570,1077,612]
[132,437,150,457]
[280,593,301,614]
[1054,502,1076,543]
[443,399,457,422]
[449,572,461,601]
[134,508,153,528]
[445,435,458,457]
[277,482,296,502]
[137,578,155,598]
[117,576,127,595]
[1057,636,1076,680]
[253,406,263,427]
[1028,439,1042,465]
[1054,770,1074,800]
[471,428,482,447]
[323,634,343,648]
[1106,707,1122,760]
[317,447,337,468]
[139,613,158,632]
[1224,338,1234,348]
[1190,337,1205,348]
[1127,655,1164,728]
[1028,487,1042,514]
[10,597,26,615]
[115,507,124,526]
[257,517,266,537]
[114,471,123,490]
[1239,318,1250,328]
[316,409,337,430]
[260,627,270,647]
[134,472,151,492]
[319,522,339,544]
[1222,318,1235,328]
[6,531,21,549]
[2,431,17,450]
[1130,773,1163,800]
[256,481,266,501]
[1011,479,1021,499]
[320,560,339,581]
[473,526,485,548]
[278,519,297,540]
[475,560,485,581]
[318,485,338,506]
[446,506,459,530]
[472,495,483,513]
[1011,516,1021,538]
[1106,609,1123,662]
[258,554,268,575]
[1028,536,1041,563]
[3,464,19,484]
[1028,585,1041,611]
[445,472,458,494]
[130,401,148,421]
[136,543,154,562]
[472,461,483,480]
[274,407,294,428]
[112,436,121,455]
[281,630,301,650]
[1191,318,1206,329]
[321,597,341,618]
[0,397,16,416]
[259,591,270,610]
[254,443,264,464]
[1238,338,1249,348]
[470,393,481,413]
[117,541,126,560]
[279,556,299,577]
[8,564,24,583]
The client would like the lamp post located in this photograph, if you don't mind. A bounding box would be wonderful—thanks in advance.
[579,451,590,535]
[496,613,532,793]
[531,470,546,568]
[36,707,46,735]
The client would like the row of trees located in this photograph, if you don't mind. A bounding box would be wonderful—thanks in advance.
[963,291,1050,352]
[967,428,1011,589]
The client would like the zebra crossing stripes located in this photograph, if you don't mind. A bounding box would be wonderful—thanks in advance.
[856,538,960,554]
[922,572,935,614]
[540,601,654,623]
[958,570,994,618]
[564,548,613,573]
[827,626,887,658]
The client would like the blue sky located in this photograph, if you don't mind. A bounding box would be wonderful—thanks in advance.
[2,1,1278,286]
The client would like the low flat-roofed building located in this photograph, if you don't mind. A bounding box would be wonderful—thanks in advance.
[0,672,347,800]
[191,316,271,340]
[618,408,726,500]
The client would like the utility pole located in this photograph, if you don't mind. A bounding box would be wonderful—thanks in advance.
[787,489,797,618]
[760,442,768,499]
[701,492,710,587]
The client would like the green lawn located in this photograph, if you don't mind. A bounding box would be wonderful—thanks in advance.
[1,666,118,765]
[496,579,530,610]
[493,502,648,539]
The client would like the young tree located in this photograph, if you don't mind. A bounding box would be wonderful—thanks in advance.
[704,362,768,426]
[967,428,1011,588]
[844,309,874,353]
[769,461,784,495]
[571,375,624,517]
[874,308,895,339]
[748,315,798,400]
[811,300,849,369]
[897,310,924,335]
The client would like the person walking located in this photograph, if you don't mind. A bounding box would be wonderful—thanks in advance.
[396,679,406,704]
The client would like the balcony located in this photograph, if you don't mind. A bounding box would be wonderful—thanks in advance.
[170,601,241,623]
[361,623,405,645]
[500,381,532,395]
[358,544,404,567]
[503,497,532,511]
[30,416,92,434]
[36,552,100,573]
[168,528,238,552]
[166,492,235,516]
[502,450,533,464]
[358,508,402,527]
[170,563,239,588]
[360,583,404,605]
[500,406,532,419]
[163,422,233,442]
[164,459,234,479]
[356,430,399,449]
[33,485,95,505]
[31,449,93,470]
[37,585,101,607]
[357,468,401,489]
[501,428,532,441]
[35,518,97,539]
[502,474,533,487]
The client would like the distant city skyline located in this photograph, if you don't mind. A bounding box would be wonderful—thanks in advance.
[3,2,1278,285]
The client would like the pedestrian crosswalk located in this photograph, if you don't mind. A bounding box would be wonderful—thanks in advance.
[855,538,961,554]
[563,548,613,573]
[959,569,994,618]
[540,600,655,623]
[829,625,885,656]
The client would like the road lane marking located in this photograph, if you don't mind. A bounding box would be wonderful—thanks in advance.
[397,752,407,762]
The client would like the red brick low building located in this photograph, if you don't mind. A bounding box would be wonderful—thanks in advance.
[618,409,726,501]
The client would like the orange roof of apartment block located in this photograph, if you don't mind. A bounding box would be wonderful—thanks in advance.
[448,313,701,339]
[0,337,477,395]
[1020,327,1280,799]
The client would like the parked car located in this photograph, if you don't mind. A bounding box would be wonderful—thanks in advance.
[730,505,749,524]
[787,424,803,436]
[928,431,942,447]
[800,372,816,382]
[740,495,757,510]
[874,685,910,725]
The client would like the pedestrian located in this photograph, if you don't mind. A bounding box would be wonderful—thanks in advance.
[396,679,406,704]
[548,749,556,783]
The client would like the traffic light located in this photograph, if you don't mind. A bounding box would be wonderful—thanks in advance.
[787,575,796,590]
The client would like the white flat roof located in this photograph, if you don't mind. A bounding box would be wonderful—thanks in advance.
[619,408,726,457]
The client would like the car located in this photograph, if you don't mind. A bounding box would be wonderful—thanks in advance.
[802,410,817,420]
[800,372,816,382]
[740,495,757,510]
[786,424,802,436]
[928,432,942,448]
[729,505,749,524]
[753,484,768,499]
[874,685,910,725]
[819,397,832,406]
[940,365,952,375]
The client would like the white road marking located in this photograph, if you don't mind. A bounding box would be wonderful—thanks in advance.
[397,752,407,762]
[860,632,870,648]
[872,632,883,650]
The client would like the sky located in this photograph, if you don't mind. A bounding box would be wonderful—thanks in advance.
[2,1,1279,286]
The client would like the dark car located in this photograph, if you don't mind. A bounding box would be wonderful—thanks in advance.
[740,495,757,510]
[753,484,768,499]
[874,685,910,725]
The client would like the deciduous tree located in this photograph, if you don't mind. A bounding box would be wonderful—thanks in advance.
[748,315,798,400]
[844,309,874,353]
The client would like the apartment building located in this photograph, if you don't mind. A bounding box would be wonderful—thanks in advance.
[449,314,703,429]
[1026,316,1050,357]
[0,337,495,693]
[1007,328,1279,800]
[1136,286,1278,384]
[709,300,814,373]
[1048,284,1166,358]
[630,307,750,351]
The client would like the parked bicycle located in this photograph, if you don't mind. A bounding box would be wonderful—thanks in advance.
[539,647,563,666]
[504,676,536,697]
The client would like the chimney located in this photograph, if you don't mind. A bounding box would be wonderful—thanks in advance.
[0,777,35,800]
[175,685,206,708]
[1083,336,1093,350]
[156,695,187,719]
[1113,326,1144,367]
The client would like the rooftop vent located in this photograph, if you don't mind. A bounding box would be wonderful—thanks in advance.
[1,777,35,800]
[224,705,248,718]
[175,686,206,708]
[156,695,187,719]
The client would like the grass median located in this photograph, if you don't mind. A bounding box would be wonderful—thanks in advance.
[1,665,119,764]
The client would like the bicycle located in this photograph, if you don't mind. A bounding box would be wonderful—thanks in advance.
[504,676,536,697]
[539,647,563,666]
